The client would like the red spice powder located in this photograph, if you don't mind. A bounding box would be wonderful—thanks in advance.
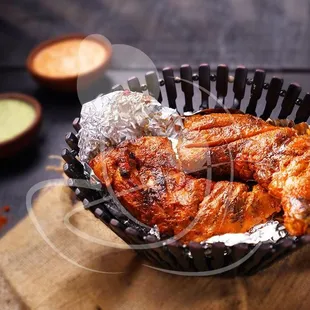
[0,205,10,229]
[0,216,7,229]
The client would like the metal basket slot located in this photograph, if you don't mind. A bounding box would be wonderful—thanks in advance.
[189,241,209,272]
[162,244,184,271]
[61,148,82,168]
[72,117,81,132]
[111,84,124,92]
[63,162,84,180]
[124,228,158,265]
[295,93,310,123]
[198,63,211,110]
[109,218,134,245]
[76,186,102,202]
[167,242,192,271]
[74,188,88,201]
[145,71,162,103]
[210,242,226,270]
[140,242,170,268]
[180,64,194,112]
[232,66,248,110]
[300,235,310,245]
[230,243,249,274]
[83,198,107,216]
[260,77,283,120]
[94,206,111,223]
[93,208,133,250]
[144,236,178,270]
[255,239,295,272]
[243,243,274,275]
[278,83,302,119]
[215,64,229,108]
[162,67,177,109]
[65,132,79,152]
[246,69,266,116]
[127,76,142,92]
[132,231,163,268]
[68,178,98,197]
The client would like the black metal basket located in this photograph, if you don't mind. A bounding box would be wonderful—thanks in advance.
[63,64,310,276]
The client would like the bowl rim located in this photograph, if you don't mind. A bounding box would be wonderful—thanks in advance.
[0,92,42,148]
[26,33,112,82]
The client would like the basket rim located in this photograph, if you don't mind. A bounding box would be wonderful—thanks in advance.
[63,64,310,274]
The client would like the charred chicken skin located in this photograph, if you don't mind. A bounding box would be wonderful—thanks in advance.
[90,137,207,237]
[178,113,310,236]
[182,182,280,243]
[90,136,280,242]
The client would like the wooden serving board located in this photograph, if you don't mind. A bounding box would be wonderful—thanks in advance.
[1,183,310,310]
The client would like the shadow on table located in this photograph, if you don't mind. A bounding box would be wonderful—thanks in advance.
[78,245,310,309]
[34,74,114,105]
[0,137,45,178]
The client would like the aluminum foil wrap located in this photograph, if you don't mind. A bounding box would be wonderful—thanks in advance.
[204,220,288,246]
[78,90,183,161]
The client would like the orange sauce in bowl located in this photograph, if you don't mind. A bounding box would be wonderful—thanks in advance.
[32,39,108,78]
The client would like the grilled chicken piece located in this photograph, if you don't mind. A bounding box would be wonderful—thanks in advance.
[184,113,274,133]
[269,150,310,235]
[90,136,280,242]
[181,182,281,243]
[90,137,207,236]
[178,113,310,235]
[178,113,277,172]
[90,136,179,186]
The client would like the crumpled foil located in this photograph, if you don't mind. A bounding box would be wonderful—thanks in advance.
[78,90,183,161]
[204,220,288,246]
[148,225,161,240]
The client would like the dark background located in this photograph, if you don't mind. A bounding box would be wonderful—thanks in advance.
[1,0,310,236]
[2,0,310,70]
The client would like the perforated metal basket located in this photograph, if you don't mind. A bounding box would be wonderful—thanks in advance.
[63,64,310,276]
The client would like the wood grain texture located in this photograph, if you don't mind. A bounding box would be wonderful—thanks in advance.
[0,182,310,310]
[0,274,28,310]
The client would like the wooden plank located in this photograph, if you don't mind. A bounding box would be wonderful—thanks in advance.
[1,182,310,309]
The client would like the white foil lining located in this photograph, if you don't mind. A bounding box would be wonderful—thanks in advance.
[204,220,288,246]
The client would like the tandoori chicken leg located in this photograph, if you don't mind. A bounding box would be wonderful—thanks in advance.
[178,113,310,235]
